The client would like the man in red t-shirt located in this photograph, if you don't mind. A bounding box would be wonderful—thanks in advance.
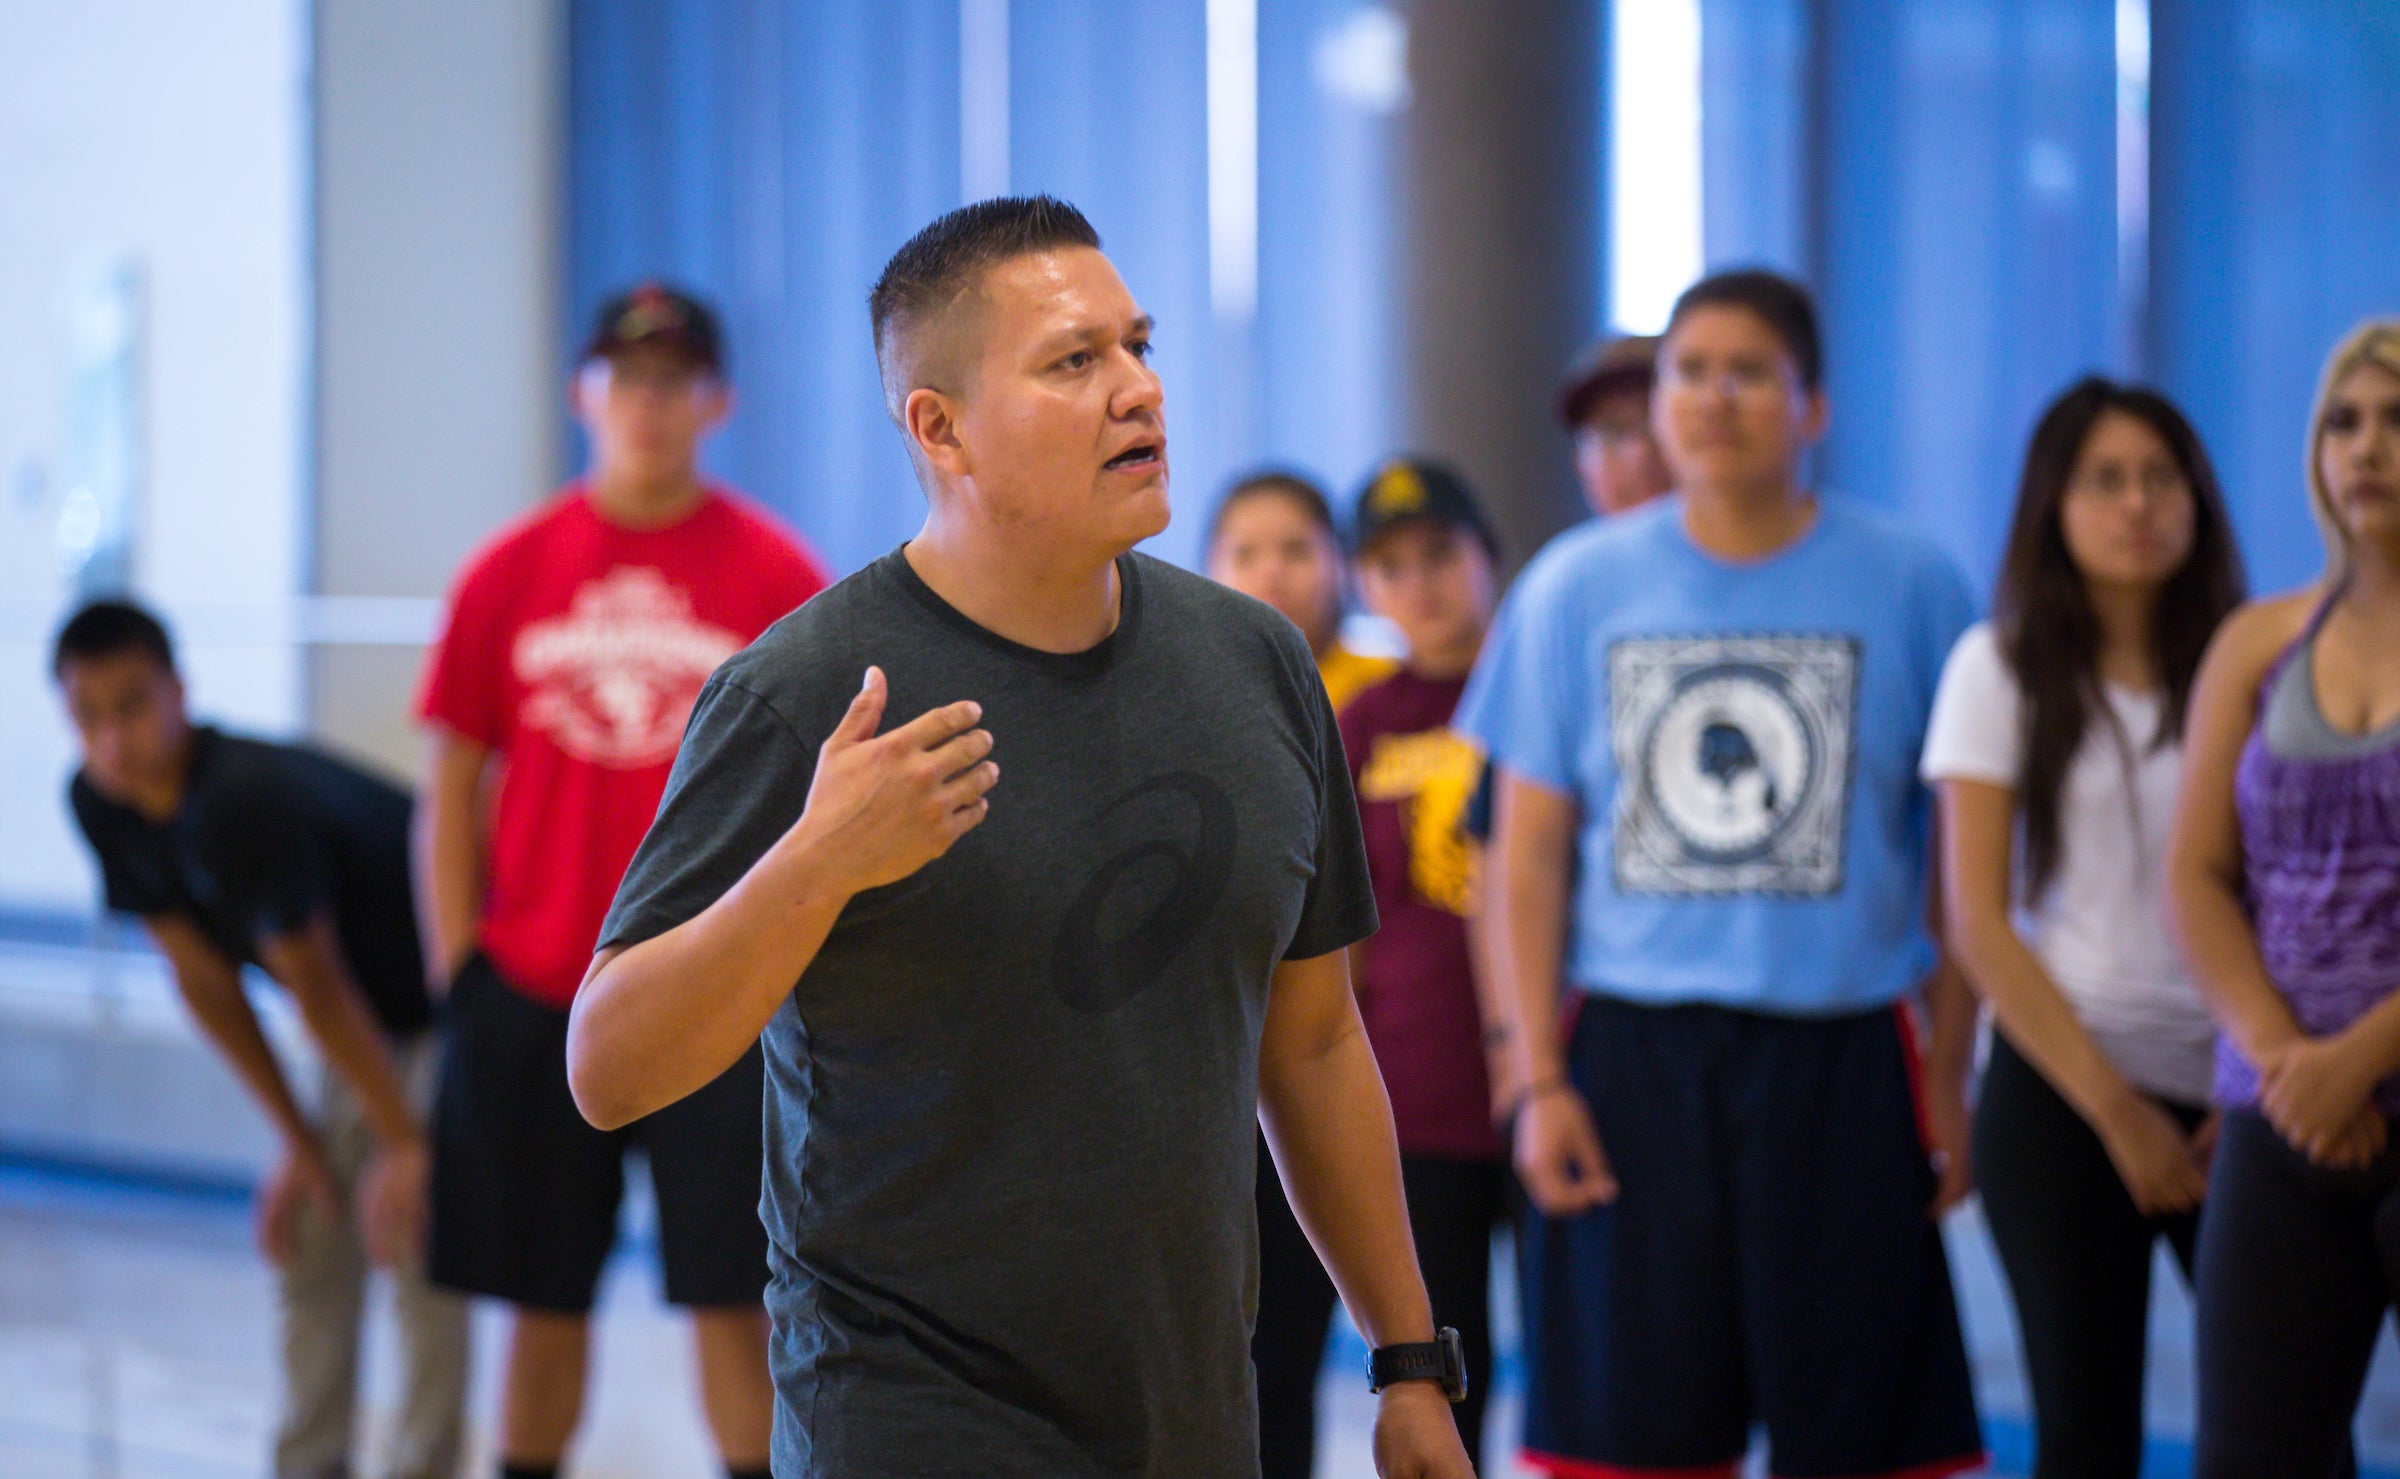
[414,283,827,1479]
[1339,458,1509,1470]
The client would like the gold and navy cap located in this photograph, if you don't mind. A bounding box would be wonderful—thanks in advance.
[582,281,724,373]
[1348,457,1499,558]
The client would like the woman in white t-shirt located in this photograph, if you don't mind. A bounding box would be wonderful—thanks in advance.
[1923,377,2246,1479]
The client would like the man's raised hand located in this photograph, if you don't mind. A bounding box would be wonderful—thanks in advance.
[789,667,997,895]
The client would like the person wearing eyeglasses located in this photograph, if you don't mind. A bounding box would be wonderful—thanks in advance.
[414,283,828,1479]
[1555,334,1674,519]
[1460,269,1984,1479]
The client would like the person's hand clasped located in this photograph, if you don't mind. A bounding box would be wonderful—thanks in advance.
[257,1138,343,1267]
[790,666,998,896]
[2096,1093,2208,1216]
[1372,1381,1478,1478]
[1513,1081,1617,1216]
[2257,1034,2387,1169]
[357,1135,432,1269]
[1922,1076,1975,1217]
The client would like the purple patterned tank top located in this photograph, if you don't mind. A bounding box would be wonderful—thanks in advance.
[2219,598,2400,1112]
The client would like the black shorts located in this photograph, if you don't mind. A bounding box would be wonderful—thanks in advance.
[428,952,770,1313]
[1517,995,1983,1479]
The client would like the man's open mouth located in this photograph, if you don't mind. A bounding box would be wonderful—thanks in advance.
[1104,441,1162,471]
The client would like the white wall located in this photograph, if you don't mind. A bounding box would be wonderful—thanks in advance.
[311,0,563,780]
[0,0,311,917]
[0,0,564,920]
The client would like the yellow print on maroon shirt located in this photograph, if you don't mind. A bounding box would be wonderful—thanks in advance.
[1357,728,1485,916]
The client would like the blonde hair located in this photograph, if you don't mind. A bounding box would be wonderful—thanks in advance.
[2307,318,2400,581]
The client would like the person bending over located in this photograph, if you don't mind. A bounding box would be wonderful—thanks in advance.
[55,599,467,1479]
[568,196,1475,1479]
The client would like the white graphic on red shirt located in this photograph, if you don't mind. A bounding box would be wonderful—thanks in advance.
[513,566,741,768]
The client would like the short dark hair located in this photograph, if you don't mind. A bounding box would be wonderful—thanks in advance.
[1208,469,1338,546]
[1665,269,1823,390]
[868,196,1103,422]
[53,599,176,681]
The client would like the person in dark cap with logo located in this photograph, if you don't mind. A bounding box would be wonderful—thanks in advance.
[414,281,828,1479]
[1340,459,1513,1469]
[1557,333,1674,519]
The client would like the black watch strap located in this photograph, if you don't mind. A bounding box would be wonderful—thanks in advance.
[1366,1326,1468,1402]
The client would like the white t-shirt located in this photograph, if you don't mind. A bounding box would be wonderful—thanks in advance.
[1920,622,2216,1105]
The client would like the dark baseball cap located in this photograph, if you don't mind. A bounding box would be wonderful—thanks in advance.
[1349,457,1499,558]
[1555,333,1660,428]
[582,281,724,373]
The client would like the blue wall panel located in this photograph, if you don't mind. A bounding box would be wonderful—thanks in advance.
[570,0,962,576]
[2152,0,2400,594]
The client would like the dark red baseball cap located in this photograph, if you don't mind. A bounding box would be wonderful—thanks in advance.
[1554,334,1660,428]
[582,281,724,374]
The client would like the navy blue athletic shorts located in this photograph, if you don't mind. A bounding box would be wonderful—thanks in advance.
[1517,995,1983,1479]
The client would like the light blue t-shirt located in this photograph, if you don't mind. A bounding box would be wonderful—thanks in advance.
[1457,496,1975,1015]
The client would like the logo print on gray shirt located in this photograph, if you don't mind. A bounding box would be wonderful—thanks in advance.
[1051,772,1239,1013]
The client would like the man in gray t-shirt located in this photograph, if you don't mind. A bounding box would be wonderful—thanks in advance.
[568,197,1474,1479]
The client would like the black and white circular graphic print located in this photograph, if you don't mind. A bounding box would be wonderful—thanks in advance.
[1608,634,1861,895]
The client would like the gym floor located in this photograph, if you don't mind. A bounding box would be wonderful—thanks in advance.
[6,1143,2400,1476]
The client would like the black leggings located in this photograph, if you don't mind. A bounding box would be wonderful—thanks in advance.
[1973,1035,2202,1479]
[1254,1140,1339,1479]
[1252,1141,1512,1477]
[2193,1108,2397,1479]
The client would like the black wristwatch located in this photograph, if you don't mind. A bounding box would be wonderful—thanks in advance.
[1367,1327,1468,1402]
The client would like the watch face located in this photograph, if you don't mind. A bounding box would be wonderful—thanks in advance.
[1436,1326,1468,1402]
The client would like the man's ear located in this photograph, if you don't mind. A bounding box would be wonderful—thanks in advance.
[907,386,971,478]
[1800,386,1831,446]
[570,361,603,426]
[700,380,735,433]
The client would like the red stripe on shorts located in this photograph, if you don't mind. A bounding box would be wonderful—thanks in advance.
[1892,999,1934,1155]
[1521,1451,1741,1479]
[1771,1449,1989,1479]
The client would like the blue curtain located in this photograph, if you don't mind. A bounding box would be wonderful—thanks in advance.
[1701,0,2400,599]
[571,0,964,576]
[2151,0,2400,593]
[1003,2,1222,570]
[1253,0,1404,513]
[1701,0,2126,597]
[571,1,1416,576]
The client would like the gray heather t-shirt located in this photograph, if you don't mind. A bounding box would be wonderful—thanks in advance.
[599,547,1378,1478]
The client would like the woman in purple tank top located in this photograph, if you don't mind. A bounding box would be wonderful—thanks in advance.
[2169,318,2400,1479]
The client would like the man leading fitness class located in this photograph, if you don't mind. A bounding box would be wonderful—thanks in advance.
[566,197,1478,1478]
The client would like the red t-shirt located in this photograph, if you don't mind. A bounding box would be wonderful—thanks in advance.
[1340,668,1503,1160]
[417,486,829,1007]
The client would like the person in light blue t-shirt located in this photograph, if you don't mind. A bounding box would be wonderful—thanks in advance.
[1460,269,1985,1479]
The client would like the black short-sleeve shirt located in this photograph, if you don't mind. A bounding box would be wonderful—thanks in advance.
[600,549,1379,1477]
[69,727,431,1037]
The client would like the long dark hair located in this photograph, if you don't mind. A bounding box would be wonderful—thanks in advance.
[1995,377,2246,897]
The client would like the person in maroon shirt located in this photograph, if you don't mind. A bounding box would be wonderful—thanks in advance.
[1340,457,1509,1468]
[414,284,827,1479]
